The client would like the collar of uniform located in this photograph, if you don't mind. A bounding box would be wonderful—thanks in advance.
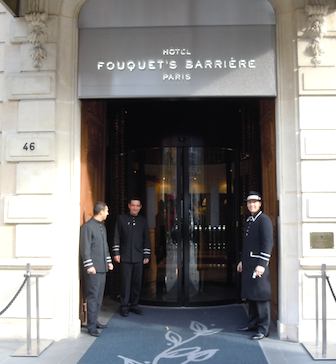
[246,210,262,222]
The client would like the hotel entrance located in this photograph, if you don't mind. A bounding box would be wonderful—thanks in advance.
[105,99,245,305]
[78,0,277,312]
[81,97,277,309]
[128,145,238,305]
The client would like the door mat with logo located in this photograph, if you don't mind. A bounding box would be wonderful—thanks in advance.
[78,304,268,364]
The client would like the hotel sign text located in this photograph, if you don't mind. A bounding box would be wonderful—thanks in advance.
[78,26,276,98]
[96,48,257,82]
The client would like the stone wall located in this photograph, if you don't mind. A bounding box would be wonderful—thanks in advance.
[296,3,336,343]
[0,1,81,340]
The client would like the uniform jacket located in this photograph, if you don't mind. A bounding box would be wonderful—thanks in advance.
[112,214,151,263]
[241,211,273,301]
[79,218,112,273]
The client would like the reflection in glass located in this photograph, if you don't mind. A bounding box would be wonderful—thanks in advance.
[141,148,179,303]
[188,148,236,303]
[135,147,238,305]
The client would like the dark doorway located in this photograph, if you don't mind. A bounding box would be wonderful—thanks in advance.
[124,145,238,305]
[80,98,277,310]
[101,98,268,306]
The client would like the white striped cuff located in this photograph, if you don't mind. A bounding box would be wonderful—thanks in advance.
[250,251,270,262]
[83,259,93,268]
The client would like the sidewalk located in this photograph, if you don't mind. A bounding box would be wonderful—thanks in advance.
[1,301,335,364]
[261,336,336,364]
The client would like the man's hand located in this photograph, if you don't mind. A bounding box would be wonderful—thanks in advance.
[237,261,242,273]
[114,255,121,263]
[254,265,265,277]
[87,266,96,275]
[143,258,149,264]
[108,263,114,271]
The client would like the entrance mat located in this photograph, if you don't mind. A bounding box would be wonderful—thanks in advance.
[78,305,268,364]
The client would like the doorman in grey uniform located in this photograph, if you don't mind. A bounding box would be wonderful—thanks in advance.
[80,201,113,337]
[113,198,151,316]
[237,191,273,340]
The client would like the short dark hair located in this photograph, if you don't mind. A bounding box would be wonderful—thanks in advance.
[94,201,107,215]
[128,197,142,204]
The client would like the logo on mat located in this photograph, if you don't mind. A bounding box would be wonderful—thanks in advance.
[118,320,222,363]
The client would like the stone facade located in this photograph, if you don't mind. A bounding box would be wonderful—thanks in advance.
[0,0,335,344]
[0,0,80,340]
[296,1,336,343]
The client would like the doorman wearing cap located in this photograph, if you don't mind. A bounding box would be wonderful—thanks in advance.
[237,191,273,340]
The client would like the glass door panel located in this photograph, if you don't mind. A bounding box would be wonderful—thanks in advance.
[136,147,181,304]
[131,146,238,305]
[186,147,238,304]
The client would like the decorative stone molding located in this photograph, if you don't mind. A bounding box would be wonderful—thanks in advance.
[304,1,330,66]
[24,0,48,69]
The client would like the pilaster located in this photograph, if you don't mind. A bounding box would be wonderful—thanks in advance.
[296,0,336,343]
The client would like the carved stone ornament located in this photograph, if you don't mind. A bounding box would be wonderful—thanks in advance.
[304,2,329,66]
[25,0,48,69]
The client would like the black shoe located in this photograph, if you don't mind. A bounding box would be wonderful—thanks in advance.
[237,326,257,332]
[129,306,143,315]
[88,329,100,337]
[96,322,108,329]
[120,309,129,317]
[251,332,265,340]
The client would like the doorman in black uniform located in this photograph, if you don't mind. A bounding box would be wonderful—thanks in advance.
[80,201,113,337]
[113,198,151,316]
[237,191,274,340]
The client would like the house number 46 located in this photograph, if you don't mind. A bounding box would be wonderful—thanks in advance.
[23,142,36,151]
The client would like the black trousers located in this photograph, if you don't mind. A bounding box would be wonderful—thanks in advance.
[120,262,143,309]
[247,299,270,335]
[84,272,106,331]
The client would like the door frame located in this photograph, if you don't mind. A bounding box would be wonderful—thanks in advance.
[260,99,278,320]
[79,98,278,313]
[79,100,107,324]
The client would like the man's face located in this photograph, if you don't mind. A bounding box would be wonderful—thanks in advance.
[128,200,142,216]
[247,200,261,215]
[100,206,109,221]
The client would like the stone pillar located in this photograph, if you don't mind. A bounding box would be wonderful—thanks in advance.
[275,3,301,342]
[296,0,336,343]
[0,0,81,339]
